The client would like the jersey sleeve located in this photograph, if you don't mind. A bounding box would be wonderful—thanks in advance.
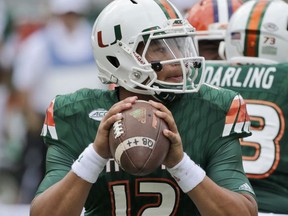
[36,98,75,195]
[213,93,254,196]
[222,94,251,137]
[41,98,58,140]
[198,87,254,196]
[36,144,73,195]
[36,93,96,195]
[206,136,256,197]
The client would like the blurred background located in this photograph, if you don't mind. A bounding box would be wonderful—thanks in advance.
[0,0,111,215]
[2,0,287,215]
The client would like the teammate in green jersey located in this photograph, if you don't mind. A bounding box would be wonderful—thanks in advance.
[30,0,258,215]
[204,0,288,214]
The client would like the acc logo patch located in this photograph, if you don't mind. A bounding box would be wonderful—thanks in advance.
[89,109,108,121]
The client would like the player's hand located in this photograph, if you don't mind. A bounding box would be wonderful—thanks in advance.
[148,100,184,168]
[93,96,138,159]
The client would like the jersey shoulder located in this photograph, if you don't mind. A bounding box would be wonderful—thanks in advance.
[198,83,251,137]
[54,88,115,115]
[41,88,116,141]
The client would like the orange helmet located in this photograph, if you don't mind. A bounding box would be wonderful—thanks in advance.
[187,0,243,31]
[187,0,243,60]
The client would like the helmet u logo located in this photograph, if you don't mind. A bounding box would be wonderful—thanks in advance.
[97,25,122,48]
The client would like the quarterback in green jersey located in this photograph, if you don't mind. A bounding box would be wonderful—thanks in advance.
[204,0,288,214]
[30,0,257,215]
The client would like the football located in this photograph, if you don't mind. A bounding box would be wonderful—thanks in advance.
[109,100,170,176]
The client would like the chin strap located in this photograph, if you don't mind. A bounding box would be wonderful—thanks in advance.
[153,90,184,104]
[152,83,184,104]
[153,91,176,103]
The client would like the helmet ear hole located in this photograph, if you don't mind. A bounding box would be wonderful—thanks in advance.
[107,56,120,68]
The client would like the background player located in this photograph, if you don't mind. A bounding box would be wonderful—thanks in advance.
[187,0,243,62]
[168,0,200,16]
[30,0,257,215]
[205,0,288,214]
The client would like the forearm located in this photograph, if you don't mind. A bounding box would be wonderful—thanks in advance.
[30,172,92,216]
[30,144,108,216]
[167,153,258,215]
[188,176,258,216]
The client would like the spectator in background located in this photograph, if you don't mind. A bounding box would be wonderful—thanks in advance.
[0,0,7,44]
[0,0,8,147]
[0,0,48,204]
[11,0,107,203]
[0,0,22,204]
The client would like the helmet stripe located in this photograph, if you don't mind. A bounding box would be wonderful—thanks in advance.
[227,0,234,18]
[244,0,271,57]
[228,0,243,18]
[154,0,179,19]
[227,0,233,18]
[212,0,219,23]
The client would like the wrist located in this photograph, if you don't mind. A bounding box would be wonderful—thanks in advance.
[72,143,108,183]
[167,152,206,193]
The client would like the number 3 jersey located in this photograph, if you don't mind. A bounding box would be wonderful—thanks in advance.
[37,84,254,216]
[205,63,288,213]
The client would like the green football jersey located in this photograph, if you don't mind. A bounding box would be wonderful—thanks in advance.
[205,63,288,213]
[37,85,254,215]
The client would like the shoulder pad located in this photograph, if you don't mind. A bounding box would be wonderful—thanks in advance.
[222,94,251,137]
[41,98,58,140]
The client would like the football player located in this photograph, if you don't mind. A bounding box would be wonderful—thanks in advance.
[30,0,257,215]
[205,0,288,214]
[187,0,242,63]
[187,0,243,62]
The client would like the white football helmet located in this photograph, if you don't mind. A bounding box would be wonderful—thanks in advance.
[91,0,205,103]
[187,0,243,61]
[225,0,288,64]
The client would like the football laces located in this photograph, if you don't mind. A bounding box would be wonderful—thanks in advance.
[112,119,124,139]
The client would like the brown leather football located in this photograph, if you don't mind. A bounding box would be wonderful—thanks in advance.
[109,100,170,176]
